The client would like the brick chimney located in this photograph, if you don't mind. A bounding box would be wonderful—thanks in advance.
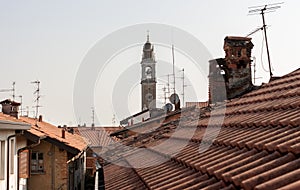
[0,99,21,118]
[209,36,254,104]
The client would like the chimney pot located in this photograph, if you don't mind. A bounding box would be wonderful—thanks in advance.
[62,129,65,138]
[38,115,42,122]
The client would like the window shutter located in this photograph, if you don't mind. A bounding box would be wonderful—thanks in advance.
[19,149,29,178]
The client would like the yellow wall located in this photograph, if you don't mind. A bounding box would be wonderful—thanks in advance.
[28,140,68,190]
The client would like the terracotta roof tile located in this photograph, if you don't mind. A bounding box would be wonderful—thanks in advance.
[20,117,87,152]
[0,112,28,125]
[76,127,121,148]
[254,168,300,190]
[241,156,300,190]
[103,68,300,189]
[278,180,300,190]
[231,152,294,186]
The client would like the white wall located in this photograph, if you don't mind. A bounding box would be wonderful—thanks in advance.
[0,131,28,190]
[0,130,15,190]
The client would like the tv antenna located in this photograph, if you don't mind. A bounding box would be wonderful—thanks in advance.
[0,82,16,100]
[18,95,23,116]
[31,80,41,119]
[162,85,167,104]
[179,68,188,107]
[112,114,116,126]
[91,107,95,127]
[12,82,16,101]
[159,74,173,98]
[248,2,283,78]
[172,45,176,94]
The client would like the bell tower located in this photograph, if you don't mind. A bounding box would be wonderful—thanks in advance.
[141,32,156,110]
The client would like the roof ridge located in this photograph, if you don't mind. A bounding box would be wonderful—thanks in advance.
[234,82,300,100]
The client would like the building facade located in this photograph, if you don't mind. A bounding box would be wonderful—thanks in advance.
[141,33,156,110]
[20,116,87,190]
[0,109,31,190]
[0,99,88,190]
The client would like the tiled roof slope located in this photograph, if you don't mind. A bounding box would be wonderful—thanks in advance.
[20,117,87,152]
[76,127,122,147]
[0,112,28,124]
[103,68,300,190]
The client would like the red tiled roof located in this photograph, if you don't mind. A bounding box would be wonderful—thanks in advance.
[20,117,87,152]
[76,127,122,147]
[0,112,28,124]
[103,68,300,190]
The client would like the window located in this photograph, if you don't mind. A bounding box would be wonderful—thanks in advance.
[31,152,44,174]
[0,141,5,180]
[10,139,15,174]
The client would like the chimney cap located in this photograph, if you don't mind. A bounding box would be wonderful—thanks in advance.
[0,99,21,106]
[225,36,252,41]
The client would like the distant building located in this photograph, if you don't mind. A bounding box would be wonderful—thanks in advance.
[141,33,157,110]
[74,126,122,175]
[0,99,88,190]
[73,126,122,189]
[186,101,208,109]
[20,116,87,190]
[120,109,150,127]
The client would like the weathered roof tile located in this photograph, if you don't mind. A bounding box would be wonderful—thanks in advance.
[103,68,300,189]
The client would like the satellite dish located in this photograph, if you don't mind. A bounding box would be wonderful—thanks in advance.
[163,103,173,112]
[169,93,180,104]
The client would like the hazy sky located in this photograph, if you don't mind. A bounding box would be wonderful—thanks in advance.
[0,0,299,126]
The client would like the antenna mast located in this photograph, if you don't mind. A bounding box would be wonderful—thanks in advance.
[162,86,167,104]
[0,82,15,99]
[248,2,283,78]
[167,74,170,97]
[12,82,15,101]
[181,68,187,107]
[91,107,95,127]
[172,45,176,94]
[31,80,41,119]
[18,95,23,116]
[112,114,116,126]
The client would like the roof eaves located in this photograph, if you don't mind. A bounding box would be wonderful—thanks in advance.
[0,120,31,130]
[45,136,80,155]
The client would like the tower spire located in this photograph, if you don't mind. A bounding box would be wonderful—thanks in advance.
[147,30,150,42]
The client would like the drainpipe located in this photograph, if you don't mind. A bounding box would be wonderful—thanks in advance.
[17,137,41,190]
[6,134,16,190]
[51,144,55,190]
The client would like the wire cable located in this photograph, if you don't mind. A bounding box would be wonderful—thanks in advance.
[261,30,270,72]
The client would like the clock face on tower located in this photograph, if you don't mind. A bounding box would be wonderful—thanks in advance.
[145,66,152,79]
[145,93,153,102]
